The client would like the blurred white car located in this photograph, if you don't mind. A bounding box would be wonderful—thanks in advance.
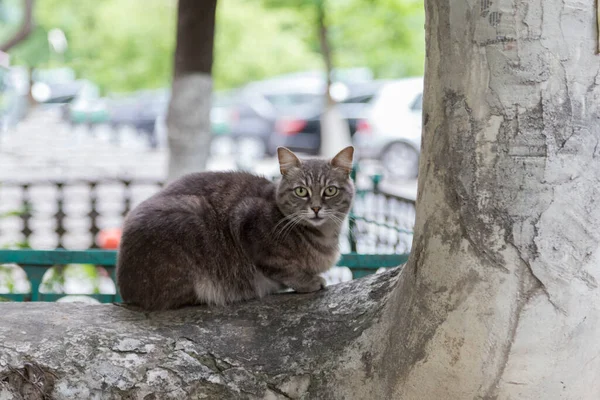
[353,77,423,180]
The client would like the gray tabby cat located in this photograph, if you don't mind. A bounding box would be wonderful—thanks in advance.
[116,146,355,310]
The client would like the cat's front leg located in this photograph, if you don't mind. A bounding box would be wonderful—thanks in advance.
[267,269,327,294]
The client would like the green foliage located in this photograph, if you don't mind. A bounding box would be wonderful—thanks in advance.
[264,0,425,79]
[213,0,321,89]
[6,26,51,68]
[1,0,424,93]
[32,0,177,93]
[330,0,425,78]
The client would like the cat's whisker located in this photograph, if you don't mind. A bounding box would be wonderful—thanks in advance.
[272,212,299,233]
[327,213,345,230]
[273,212,303,238]
[276,215,305,243]
[332,211,354,222]
[274,213,305,243]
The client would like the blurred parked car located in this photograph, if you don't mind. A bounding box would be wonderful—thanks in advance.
[228,69,373,158]
[268,80,388,155]
[31,68,78,105]
[66,80,110,126]
[129,89,169,137]
[228,72,326,158]
[103,89,170,147]
[32,80,83,105]
[106,95,143,129]
[353,77,423,180]
[210,89,239,136]
[152,90,241,149]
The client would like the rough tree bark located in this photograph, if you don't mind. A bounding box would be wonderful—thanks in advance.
[316,0,351,158]
[0,272,399,399]
[394,0,600,398]
[166,0,216,181]
[1,1,599,399]
[0,0,35,52]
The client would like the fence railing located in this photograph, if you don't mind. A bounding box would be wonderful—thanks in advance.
[0,174,415,302]
[0,175,416,253]
[349,172,415,254]
[0,178,163,249]
[0,249,409,303]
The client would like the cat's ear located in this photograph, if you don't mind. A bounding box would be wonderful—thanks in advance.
[277,147,302,175]
[330,146,354,174]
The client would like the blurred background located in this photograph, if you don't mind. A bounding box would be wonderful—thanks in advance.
[0,0,423,298]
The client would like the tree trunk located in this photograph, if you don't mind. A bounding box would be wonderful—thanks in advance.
[1,1,598,399]
[166,0,216,181]
[316,0,351,158]
[391,0,600,398]
[0,0,35,53]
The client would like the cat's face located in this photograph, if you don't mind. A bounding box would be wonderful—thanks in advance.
[276,147,355,228]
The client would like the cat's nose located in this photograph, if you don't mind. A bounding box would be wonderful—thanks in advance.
[311,206,321,215]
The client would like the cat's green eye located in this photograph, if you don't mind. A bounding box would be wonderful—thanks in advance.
[324,186,339,197]
[294,187,309,197]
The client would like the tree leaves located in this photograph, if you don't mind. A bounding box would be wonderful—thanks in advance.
[1,0,424,92]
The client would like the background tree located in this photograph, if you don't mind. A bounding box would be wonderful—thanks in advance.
[165,0,217,181]
[212,0,322,90]
[1,0,425,93]
[264,0,352,156]
[2,1,598,398]
[314,0,351,157]
[31,0,176,93]
[329,0,424,78]
[0,0,34,52]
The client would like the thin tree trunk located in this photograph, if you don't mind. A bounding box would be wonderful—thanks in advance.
[166,0,216,181]
[317,1,333,105]
[316,0,351,158]
[0,0,35,52]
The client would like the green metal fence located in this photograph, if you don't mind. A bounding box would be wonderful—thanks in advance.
[0,249,409,303]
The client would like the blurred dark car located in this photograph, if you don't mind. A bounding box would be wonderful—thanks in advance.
[130,90,170,135]
[42,81,85,104]
[267,81,387,155]
[151,90,241,149]
[105,89,169,147]
[106,96,142,128]
[67,81,110,127]
[228,72,326,157]
[107,89,168,131]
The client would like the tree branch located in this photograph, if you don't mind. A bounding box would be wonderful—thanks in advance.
[0,0,35,53]
[0,269,401,399]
